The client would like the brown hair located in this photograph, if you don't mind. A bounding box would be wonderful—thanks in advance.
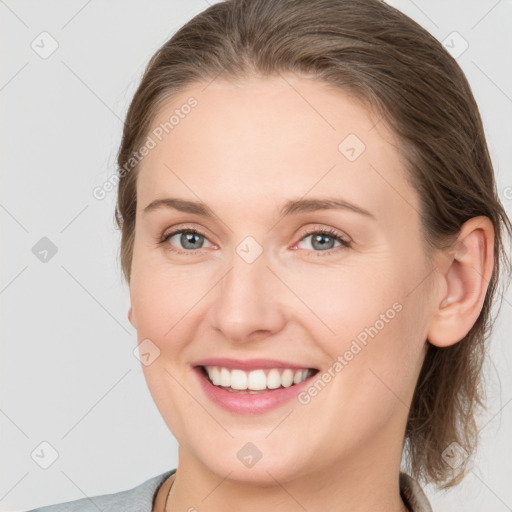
[115,0,512,489]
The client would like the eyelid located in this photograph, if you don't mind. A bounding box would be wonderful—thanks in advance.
[158,224,351,255]
[296,225,350,244]
[158,226,216,252]
[291,226,351,254]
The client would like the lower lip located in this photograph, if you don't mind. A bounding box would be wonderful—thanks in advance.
[193,366,318,415]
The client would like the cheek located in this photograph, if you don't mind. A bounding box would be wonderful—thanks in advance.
[130,265,211,431]
[306,303,418,453]
[130,253,213,340]
[337,291,428,427]
[279,261,393,341]
[309,265,425,410]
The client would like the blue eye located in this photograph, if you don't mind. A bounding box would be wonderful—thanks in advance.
[160,228,212,253]
[158,227,351,256]
[296,228,351,255]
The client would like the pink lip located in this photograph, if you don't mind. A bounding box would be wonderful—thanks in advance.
[192,365,319,415]
[193,357,317,371]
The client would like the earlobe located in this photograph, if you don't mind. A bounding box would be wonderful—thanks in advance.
[128,306,136,329]
[427,216,495,348]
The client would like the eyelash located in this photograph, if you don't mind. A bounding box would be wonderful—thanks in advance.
[157,226,351,257]
[294,227,352,256]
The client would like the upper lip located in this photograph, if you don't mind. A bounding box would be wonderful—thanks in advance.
[193,357,318,371]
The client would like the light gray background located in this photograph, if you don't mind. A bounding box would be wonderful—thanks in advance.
[1,1,511,510]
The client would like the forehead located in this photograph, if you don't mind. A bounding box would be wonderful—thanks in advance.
[136,74,417,224]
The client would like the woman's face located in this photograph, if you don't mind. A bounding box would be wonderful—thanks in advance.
[128,74,438,483]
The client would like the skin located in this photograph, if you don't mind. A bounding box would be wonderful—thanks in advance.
[126,74,495,512]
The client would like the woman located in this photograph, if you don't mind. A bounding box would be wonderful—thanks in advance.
[26,0,511,510]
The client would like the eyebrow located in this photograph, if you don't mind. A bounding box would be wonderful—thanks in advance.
[143,197,375,219]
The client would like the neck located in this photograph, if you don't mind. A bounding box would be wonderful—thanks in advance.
[161,442,408,512]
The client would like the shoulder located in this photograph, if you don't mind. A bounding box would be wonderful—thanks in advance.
[24,468,177,512]
[399,472,433,512]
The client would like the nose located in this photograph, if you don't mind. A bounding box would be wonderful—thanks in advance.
[208,249,287,344]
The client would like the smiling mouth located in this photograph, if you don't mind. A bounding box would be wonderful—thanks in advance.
[197,365,320,394]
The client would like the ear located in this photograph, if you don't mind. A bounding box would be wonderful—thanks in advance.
[128,305,137,329]
[427,216,495,348]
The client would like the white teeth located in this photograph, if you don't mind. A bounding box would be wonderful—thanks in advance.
[231,369,247,390]
[267,369,282,389]
[204,366,313,391]
[247,369,267,390]
[220,367,231,387]
[293,369,306,385]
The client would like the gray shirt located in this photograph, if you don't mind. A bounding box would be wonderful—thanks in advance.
[24,469,177,512]
[25,469,432,511]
